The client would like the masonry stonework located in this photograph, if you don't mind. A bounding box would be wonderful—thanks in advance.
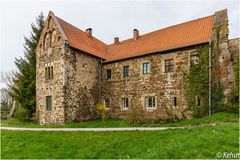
[36,9,238,124]
[102,47,200,119]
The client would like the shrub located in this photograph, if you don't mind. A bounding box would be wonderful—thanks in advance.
[126,105,147,125]
[96,102,107,121]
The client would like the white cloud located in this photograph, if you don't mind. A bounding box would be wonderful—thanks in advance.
[0,0,239,73]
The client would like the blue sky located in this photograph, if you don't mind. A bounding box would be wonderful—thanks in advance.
[0,0,239,75]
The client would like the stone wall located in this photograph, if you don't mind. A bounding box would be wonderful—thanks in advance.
[211,9,235,103]
[101,46,201,120]
[36,16,66,124]
[63,46,101,122]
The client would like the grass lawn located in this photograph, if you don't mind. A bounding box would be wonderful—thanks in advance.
[1,112,239,128]
[1,123,239,159]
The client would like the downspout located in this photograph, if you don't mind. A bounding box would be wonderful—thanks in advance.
[99,59,103,102]
[209,39,212,116]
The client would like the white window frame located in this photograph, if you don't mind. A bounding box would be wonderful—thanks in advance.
[142,62,150,74]
[145,96,156,110]
[121,97,129,110]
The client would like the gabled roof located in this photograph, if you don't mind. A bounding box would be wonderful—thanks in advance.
[50,11,213,62]
[56,17,108,59]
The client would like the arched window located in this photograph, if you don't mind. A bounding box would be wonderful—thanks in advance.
[44,33,49,49]
[51,30,57,45]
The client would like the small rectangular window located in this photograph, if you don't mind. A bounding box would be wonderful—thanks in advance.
[46,96,52,111]
[173,97,177,107]
[106,69,111,80]
[45,62,54,80]
[143,62,150,74]
[123,66,129,77]
[195,96,201,106]
[190,54,199,65]
[165,59,174,73]
[104,98,111,108]
[145,96,156,109]
[122,98,129,109]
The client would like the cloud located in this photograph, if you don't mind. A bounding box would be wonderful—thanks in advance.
[0,0,239,73]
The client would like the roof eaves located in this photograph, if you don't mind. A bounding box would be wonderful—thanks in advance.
[104,41,209,64]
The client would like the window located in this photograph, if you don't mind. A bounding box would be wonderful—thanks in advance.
[122,98,129,109]
[106,69,111,80]
[143,62,150,74]
[145,96,156,109]
[51,30,57,45]
[123,66,129,77]
[44,33,50,49]
[165,59,174,73]
[46,96,52,111]
[45,62,54,80]
[195,96,201,106]
[104,98,111,108]
[190,54,199,65]
[173,97,177,107]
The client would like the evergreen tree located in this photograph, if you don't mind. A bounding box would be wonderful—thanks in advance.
[12,13,44,120]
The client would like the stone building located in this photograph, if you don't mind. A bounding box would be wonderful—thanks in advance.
[36,9,239,124]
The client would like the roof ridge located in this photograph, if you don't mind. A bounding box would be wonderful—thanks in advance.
[108,15,213,46]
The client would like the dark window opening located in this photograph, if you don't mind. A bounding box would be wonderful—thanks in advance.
[45,62,53,80]
[46,96,52,111]
[106,69,111,80]
[173,97,177,107]
[195,96,201,106]
[165,59,174,73]
[123,66,129,77]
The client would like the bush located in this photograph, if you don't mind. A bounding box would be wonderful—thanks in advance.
[126,105,146,125]
[96,102,107,121]
[15,107,31,122]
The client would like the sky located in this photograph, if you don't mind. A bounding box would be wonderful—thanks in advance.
[0,0,239,75]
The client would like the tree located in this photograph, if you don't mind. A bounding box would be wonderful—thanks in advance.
[12,13,44,120]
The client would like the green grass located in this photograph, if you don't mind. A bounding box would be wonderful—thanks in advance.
[1,123,239,159]
[1,112,239,128]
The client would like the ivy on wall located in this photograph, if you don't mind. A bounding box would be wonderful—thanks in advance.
[183,45,210,117]
[226,55,239,114]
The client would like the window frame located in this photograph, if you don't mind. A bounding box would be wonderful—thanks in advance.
[106,69,112,80]
[145,96,156,109]
[45,95,52,111]
[121,97,129,110]
[104,98,111,109]
[142,62,150,74]
[123,65,129,77]
[165,58,174,73]
[45,62,54,80]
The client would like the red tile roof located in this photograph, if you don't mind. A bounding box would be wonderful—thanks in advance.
[55,14,213,62]
[56,17,108,59]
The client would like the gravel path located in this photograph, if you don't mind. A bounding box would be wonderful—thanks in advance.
[0,126,184,132]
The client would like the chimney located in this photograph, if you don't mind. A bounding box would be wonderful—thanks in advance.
[114,37,119,44]
[85,28,92,37]
[133,29,139,40]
